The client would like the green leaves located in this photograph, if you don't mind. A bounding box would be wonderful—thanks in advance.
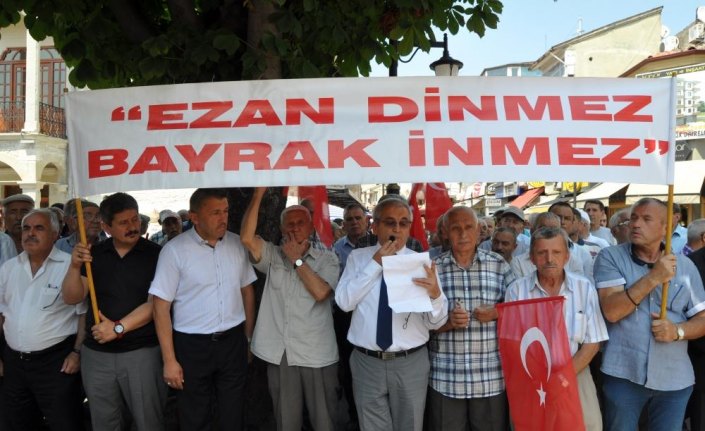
[0,0,503,85]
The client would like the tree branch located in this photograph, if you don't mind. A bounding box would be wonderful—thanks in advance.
[247,0,281,79]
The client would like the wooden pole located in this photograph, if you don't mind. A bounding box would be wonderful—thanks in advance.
[659,184,675,320]
[75,198,100,324]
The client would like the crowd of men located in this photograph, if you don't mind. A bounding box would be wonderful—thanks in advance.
[0,189,704,431]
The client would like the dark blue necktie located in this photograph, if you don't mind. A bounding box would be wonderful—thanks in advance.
[376,277,393,351]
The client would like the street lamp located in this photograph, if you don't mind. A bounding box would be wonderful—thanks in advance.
[389,33,463,77]
[429,34,463,76]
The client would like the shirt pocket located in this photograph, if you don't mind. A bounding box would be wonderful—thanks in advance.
[668,283,689,318]
[39,284,61,311]
[267,261,290,291]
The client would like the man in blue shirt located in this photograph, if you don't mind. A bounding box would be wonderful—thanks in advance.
[333,203,368,273]
[671,203,688,254]
[594,197,705,431]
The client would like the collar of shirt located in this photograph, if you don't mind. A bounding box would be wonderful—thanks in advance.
[97,236,151,256]
[438,248,483,271]
[18,246,67,266]
[187,226,224,247]
[370,243,414,258]
[529,271,573,297]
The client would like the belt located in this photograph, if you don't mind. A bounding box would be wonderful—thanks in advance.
[177,323,243,341]
[354,344,424,361]
[10,336,74,361]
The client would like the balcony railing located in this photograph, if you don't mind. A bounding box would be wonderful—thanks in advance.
[0,102,24,134]
[0,101,67,139]
[39,103,67,139]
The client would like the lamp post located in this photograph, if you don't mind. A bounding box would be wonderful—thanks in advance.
[388,33,463,77]
[429,34,464,76]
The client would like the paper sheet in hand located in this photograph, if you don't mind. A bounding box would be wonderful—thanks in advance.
[382,252,432,313]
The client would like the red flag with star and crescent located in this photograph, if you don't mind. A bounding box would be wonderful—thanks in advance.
[496,297,584,431]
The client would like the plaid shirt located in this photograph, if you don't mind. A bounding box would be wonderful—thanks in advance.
[429,249,516,399]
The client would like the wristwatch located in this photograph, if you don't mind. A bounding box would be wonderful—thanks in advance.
[114,320,125,339]
[676,325,685,341]
[294,258,304,268]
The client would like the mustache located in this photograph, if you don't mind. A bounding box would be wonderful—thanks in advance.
[125,230,140,237]
[23,236,39,244]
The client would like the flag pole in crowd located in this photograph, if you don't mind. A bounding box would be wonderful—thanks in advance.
[660,184,675,320]
[75,198,101,323]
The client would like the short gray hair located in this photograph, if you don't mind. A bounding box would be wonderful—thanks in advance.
[532,212,561,232]
[530,226,570,254]
[443,206,477,229]
[493,226,517,243]
[372,195,412,222]
[280,205,312,225]
[609,208,630,228]
[688,219,705,243]
[22,208,60,234]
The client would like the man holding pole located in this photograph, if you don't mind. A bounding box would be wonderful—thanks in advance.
[594,197,705,430]
[62,192,167,431]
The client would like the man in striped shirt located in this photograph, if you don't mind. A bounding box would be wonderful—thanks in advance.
[428,206,516,431]
[506,227,608,431]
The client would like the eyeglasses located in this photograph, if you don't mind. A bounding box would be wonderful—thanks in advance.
[377,218,411,229]
[615,220,630,228]
[82,213,101,222]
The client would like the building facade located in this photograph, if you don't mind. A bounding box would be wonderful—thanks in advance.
[0,17,69,206]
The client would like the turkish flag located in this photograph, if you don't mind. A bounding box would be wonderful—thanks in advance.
[408,183,429,250]
[497,297,584,431]
[297,186,333,248]
[424,182,453,233]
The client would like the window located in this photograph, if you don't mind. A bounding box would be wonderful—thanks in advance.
[0,47,66,108]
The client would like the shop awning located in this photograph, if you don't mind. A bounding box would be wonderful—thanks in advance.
[509,187,544,209]
[575,183,628,205]
[626,160,705,204]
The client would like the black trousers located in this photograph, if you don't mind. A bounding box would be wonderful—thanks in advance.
[3,337,84,431]
[333,304,356,421]
[174,323,247,431]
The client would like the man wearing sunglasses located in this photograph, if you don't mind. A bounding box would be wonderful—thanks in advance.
[336,195,448,431]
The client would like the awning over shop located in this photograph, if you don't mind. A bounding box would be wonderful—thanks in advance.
[509,187,544,209]
[524,196,571,214]
[575,183,628,205]
[626,160,705,204]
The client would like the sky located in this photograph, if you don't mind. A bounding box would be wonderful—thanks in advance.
[370,0,703,77]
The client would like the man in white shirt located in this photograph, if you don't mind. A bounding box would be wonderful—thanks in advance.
[0,209,85,430]
[584,200,616,246]
[336,195,448,431]
[506,226,608,431]
[151,188,257,431]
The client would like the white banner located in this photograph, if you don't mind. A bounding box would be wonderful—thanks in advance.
[66,76,675,196]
